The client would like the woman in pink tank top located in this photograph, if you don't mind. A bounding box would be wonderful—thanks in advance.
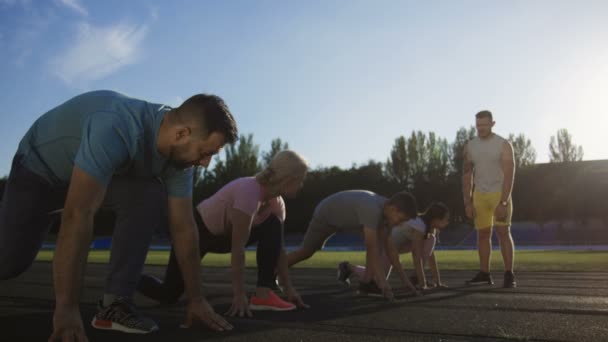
[137,150,309,315]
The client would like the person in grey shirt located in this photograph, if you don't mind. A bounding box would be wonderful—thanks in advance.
[287,190,417,300]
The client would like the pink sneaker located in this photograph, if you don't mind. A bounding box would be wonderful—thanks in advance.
[249,291,296,311]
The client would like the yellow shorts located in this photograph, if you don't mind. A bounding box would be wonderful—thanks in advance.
[473,191,512,229]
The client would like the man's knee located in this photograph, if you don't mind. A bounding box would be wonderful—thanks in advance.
[495,226,512,241]
[0,227,44,280]
[477,228,492,242]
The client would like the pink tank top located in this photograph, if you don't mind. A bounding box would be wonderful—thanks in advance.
[196,177,286,235]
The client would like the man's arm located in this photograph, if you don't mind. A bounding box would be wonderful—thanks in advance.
[363,226,393,299]
[54,167,106,309]
[54,116,128,309]
[462,143,476,220]
[50,166,106,342]
[500,141,516,202]
[167,197,204,302]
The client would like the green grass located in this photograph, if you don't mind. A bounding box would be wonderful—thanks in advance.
[35,249,608,272]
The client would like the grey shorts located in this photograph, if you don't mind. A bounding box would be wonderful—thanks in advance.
[300,216,338,252]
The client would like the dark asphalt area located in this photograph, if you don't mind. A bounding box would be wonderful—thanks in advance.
[1,262,607,341]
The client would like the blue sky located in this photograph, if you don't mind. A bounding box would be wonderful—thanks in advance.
[1,0,607,177]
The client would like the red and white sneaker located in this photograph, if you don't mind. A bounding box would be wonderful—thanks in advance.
[249,291,296,311]
[91,297,158,334]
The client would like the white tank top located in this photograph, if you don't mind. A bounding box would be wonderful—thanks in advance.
[390,217,427,247]
[467,134,508,193]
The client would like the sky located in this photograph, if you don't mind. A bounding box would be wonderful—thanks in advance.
[1,0,607,177]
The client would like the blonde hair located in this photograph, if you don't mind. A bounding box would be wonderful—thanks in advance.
[256,150,308,186]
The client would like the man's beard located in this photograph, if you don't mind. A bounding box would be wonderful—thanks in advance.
[168,146,194,170]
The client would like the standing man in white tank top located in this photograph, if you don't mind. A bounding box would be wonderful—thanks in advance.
[462,110,517,288]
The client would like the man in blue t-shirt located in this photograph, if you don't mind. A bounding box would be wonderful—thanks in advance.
[0,90,238,340]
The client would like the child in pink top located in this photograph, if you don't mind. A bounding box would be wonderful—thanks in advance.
[138,151,308,315]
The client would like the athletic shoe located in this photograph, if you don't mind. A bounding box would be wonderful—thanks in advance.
[503,271,517,288]
[465,271,494,285]
[91,297,159,334]
[249,291,296,311]
[358,280,383,297]
[337,261,352,286]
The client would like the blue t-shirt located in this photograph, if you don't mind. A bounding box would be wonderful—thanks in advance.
[16,90,193,198]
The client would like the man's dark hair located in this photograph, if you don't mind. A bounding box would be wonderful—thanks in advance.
[177,94,238,144]
[387,191,418,219]
[475,110,493,121]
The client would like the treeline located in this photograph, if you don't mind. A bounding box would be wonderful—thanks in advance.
[1,127,602,236]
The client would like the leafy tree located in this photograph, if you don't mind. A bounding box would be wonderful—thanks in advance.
[449,126,476,177]
[262,138,289,167]
[549,128,584,162]
[508,133,537,169]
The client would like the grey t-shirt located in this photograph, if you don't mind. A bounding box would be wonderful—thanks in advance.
[313,190,387,233]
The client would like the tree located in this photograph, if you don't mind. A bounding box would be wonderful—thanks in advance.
[449,126,476,177]
[386,131,451,192]
[426,132,450,184]
[216,133,261,183]
[195,133,261,201]
[407,131,428,182]
[549,129,584,162]
[386,136,409,186]
[508,133,536,169]
[262,138,289,167]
